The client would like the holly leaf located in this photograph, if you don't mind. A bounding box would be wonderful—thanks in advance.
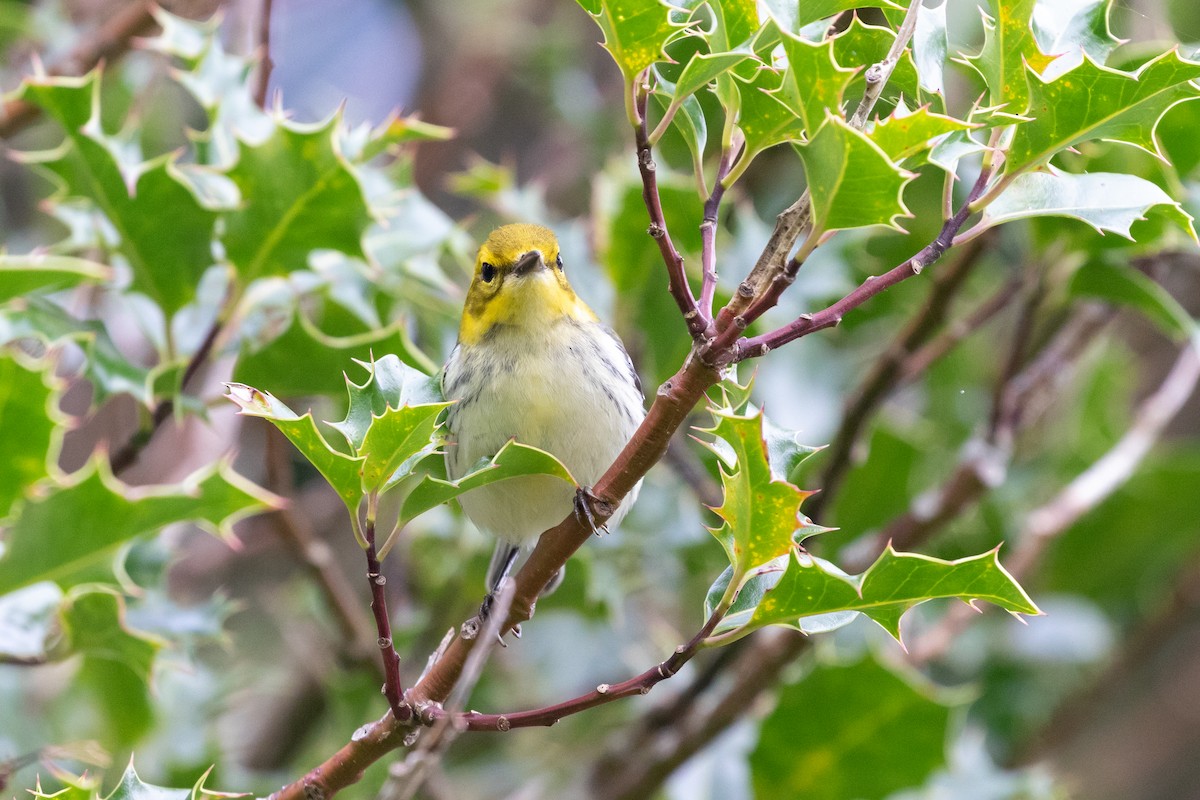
[104,763,189,800]
[326,354,443,452]
[0,350,62,523]
[1032,0,1121,79]
[699,408,816,581]
[774,33,857,133]
[0,458,280,594]
[796,116,914,233]
[868,103,974,162]
[232,307,437,399]
[56,587,163,681]
[671,50,755,107]
[652,70,708,180]
[1005,50,1200,174]
[731,71,808,177]
[0,297,157,409]
[0,254,111,302]
[706,545,1040,640]
[15,73,218,317]
[359,403,448,495]
[750,656,956,800]
[224,383,365,509]
[963,0,1055,113]
[912,0,949,95]
[979,169,1196,239]
[760,0,899,35]
[398,440,577,523]
[223,116,373,282]
[577,0,690,86]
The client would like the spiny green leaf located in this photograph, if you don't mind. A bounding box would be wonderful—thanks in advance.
[56,587,163,680]
[0,297,158,409]
[1006,50,1200,174]
[233,307,437,399]
[1069,260,1199,343]
[796,116,914,233]
[398,440,577,523]
[0,254,111,302]
[672,50,755,106]
[751,656,956,800]
[709,545,1040,640]
[700,408,816,579]
[224,383,365,509]
[104,763,189,800]
[964,0,1055,112]
[15,73,218,317]
[0,350,62,523]
[578,0,691,85]
[731,71,808,177]
[760,0,899,35]
[223,115,372,282]
[980,169,1196,239]
[327,354,443,451]
[347,113,456,162]
[868,103,974,162]
[1031,0,1120,78]
[652,70,708,180]
[360,403,448,495]
[0,458,280,594]
[774,32,857,133]
[912,0,949,95]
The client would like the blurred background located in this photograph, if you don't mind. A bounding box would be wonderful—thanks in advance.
[3,0,1200,799]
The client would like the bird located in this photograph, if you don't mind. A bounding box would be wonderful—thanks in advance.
[441,223,645,612]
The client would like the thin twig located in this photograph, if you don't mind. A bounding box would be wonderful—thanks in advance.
[698,141,739,324]
[363,515,410,722]
[253,0,275,109]
[735,165,995,361]
[634,82,707,341]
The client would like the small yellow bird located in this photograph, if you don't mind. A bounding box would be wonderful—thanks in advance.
[442,224,645,603]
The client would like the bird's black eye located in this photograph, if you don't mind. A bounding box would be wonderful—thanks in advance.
[555,254,564,270]
[481,262,496,283]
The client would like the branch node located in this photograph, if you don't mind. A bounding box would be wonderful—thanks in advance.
[376,636,392,649]
[596,683,611,695]
[496,716,511,732]
[864,62,887,84]
[460,617,481,640]
[911,258,925,275]
[648,223,665,239]
[737,281,755,298]
[639,149,656,171]
[733,315,748,331]
[799,313,814,322]
[657,380,674,397]
[303,780,326,800]
[402,729,420,747]
[684,309,700,320]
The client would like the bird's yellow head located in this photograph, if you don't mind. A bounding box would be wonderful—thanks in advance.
[458,224,596,345]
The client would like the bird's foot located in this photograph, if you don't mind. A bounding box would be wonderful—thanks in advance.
[574,485,614,537]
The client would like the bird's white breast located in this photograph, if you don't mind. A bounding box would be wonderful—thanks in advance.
[442,318,644,545]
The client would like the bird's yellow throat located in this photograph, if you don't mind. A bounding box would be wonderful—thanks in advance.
[457,224,597,346]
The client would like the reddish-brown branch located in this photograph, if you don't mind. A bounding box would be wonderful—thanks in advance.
[254,0,276,109]
[363,517,409,722]
[698,145,737,324]
[634,87,707,341]
[0,1,158,139]
[441,595,728,732]
[735,167,993,361]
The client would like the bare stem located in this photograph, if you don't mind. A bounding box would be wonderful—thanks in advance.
[363,516,410,723]
[254,0,276,109]
[736,166,994,360]
[635,83,707,340]
[438,592,732,732]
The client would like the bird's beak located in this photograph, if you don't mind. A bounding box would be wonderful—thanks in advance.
[513,250,546,277]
